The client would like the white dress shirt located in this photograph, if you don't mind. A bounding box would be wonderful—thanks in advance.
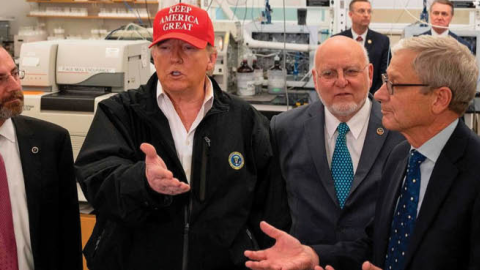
[0,118,34,270]
[352,29,368,47]
[324,98,372,173]
[156,78,214,183]
[412,119,458,214]
[431,28,449,37]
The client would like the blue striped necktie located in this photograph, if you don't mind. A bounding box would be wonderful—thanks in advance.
[385,149,426,270]
[331,122,354,209]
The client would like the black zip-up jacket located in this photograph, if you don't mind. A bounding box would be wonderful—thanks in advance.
[75,74,291,270]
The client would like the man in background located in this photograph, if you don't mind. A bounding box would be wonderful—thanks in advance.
[336,0,391,93]
[0,46,82,270]
[270,35,403,258]
[420,0,472,51]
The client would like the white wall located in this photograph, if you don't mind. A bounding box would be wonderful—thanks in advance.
[0,0,37,35]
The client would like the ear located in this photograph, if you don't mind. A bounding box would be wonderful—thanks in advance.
[206,49,218,72]
[312,68,319,89]
[431,87,453,114]
[367,63,373,88]
[348,10,353,19]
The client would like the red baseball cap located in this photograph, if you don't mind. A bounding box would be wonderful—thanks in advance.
[149,3,215,49]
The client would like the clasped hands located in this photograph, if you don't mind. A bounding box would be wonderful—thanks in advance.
[140,143,190,195]
[244,221,382,270]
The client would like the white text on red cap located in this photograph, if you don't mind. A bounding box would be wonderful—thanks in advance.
[161,5,199,32]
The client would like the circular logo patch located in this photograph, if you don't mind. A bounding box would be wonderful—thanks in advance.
[228,152,244,170]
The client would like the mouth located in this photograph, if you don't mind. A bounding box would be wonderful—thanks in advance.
[2,93,24,105]
[334,93,353,98]
[169,71,183,77]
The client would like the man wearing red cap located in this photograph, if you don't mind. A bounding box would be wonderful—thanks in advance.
[75,3,290,270]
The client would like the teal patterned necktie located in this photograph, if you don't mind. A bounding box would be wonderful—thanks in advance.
[331,122,354,209]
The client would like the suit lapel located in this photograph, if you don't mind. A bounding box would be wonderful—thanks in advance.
[305,102,339,206]
[404,122,465,267]
[12,116,42,258]
[365,29,374,53]
[349,99,388,196]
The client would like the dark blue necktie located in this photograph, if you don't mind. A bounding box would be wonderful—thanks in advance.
[385,150,426,270]
[331,122,354,209]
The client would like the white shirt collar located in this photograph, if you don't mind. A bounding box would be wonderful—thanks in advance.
[431,29,449,37]
[156,76,215,115]
[415,119,458,163]
[325,97,372,140]
[0,118,16,143]
[351,29,368,45]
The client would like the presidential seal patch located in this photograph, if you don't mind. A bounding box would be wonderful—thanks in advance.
[228,152,244,170]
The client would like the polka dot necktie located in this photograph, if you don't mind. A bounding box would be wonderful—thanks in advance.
[331,122,354,209]
[384,150,426,270]
[0,153,19,270]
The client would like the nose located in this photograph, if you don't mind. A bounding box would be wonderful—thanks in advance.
[169,46,183,64]
[6,74,22,92]
[334,71,348,88]
[374,83,389,102]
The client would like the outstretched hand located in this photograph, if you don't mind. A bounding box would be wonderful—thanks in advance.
[313,261,382,270]
[244,221,319,270]
[140,143,190,195]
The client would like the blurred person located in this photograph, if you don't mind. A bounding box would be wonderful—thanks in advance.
[336,0,391,93]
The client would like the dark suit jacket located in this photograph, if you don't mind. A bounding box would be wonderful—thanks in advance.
[12,115,82,270]
[270,97,404,248]
[316,120,480,270]
[420,30,473,52]
[336,29,391,94]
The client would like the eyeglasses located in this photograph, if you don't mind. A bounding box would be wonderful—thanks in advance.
[381,73,429,95]
[318,65,368,81]
[0,69,25,86]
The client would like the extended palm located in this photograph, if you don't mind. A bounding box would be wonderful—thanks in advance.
[245,222,317,270]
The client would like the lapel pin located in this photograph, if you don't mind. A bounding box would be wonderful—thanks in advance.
[31,146,39,154]
[367,39,372,44]
[377,127,384,136]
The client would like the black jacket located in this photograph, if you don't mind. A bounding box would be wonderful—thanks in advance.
[13,116,82,270]
[75,74,291,270]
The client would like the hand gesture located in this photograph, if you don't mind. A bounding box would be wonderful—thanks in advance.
[362,261,382,270]
[244,221,319,270]
[140,143,190,195]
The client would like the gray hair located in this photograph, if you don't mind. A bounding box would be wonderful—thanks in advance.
[392,35,478,115]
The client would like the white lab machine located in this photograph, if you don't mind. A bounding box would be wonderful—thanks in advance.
[19,40,152,202]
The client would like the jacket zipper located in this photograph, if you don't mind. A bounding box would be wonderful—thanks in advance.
[199,136,211,202]
[182,201,191,270]
[182,136,210,270]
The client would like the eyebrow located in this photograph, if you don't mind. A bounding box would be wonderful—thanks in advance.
[0,67,18,77]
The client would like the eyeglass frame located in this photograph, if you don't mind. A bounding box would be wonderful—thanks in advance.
[317,64,370,82]
[0,69,25,86]
[381,73,429,95]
